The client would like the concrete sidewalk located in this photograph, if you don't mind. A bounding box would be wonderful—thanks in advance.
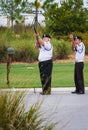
[1,87,88,130]
[22,87,88,130]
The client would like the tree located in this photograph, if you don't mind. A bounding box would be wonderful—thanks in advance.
[42,0,54,11]
[42,0,88,36]
[0,0,32,28]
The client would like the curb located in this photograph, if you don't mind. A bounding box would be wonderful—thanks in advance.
[1,87,88,93]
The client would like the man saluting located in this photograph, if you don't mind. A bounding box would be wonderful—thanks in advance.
[69,34,85,94]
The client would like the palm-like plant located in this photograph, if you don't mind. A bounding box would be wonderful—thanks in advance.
[0,91,56,130]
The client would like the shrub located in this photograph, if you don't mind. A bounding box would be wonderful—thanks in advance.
[1,28,88,63]
[13,39,38,62]
[53,39,71,60]
[0,91,56,130]
[14,45,38,62]
[0,29,38,62]
[0,45,7,62]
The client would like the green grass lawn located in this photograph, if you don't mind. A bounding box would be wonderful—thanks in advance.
[0,62,88,88]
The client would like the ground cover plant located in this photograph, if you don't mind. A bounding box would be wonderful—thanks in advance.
[0,91,56,130]
[0,62,88,88]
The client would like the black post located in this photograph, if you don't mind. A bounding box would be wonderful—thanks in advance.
[7,47,14,86]
[35,6,38,31]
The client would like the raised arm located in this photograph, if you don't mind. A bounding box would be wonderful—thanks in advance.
[35,33,45,47]
[69,34,77,51]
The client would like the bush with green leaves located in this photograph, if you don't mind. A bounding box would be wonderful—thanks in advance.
[0,91,56,130]
[0,28,72,62]
[0,28,38,62]
[1,27,88,63]
[14,43,38,62]
[53,39,71,60]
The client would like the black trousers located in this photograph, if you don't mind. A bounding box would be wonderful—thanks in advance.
[74,62,85,92]
[39,59,53,93]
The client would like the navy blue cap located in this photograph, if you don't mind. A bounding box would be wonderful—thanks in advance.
[74,36,82,41]
[42,34,51,38]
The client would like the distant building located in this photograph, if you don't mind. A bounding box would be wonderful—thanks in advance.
[0,13,45,27]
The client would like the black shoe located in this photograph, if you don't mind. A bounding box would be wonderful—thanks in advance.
[77,91,85,94]
[40,92,45,95]
[40,92,51,95]
[71,90,78,94]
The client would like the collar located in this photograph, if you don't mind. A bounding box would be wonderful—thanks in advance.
[78,42,82,46]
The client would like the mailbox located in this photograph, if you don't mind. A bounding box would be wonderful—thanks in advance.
[7,47,15,55]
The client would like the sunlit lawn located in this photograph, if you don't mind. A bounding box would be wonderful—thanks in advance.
[0,62,88,88]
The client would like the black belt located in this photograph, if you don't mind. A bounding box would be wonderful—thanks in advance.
[39,59,52,63]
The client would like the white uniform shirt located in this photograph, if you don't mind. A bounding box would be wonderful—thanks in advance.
[38,41,53,62]
[75,42,85,62]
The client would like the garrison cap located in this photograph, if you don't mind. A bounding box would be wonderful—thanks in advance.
[74,36,82,41]
[42,34,51,38]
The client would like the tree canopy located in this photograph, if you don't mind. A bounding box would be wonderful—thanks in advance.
[0,0,32,27]
[0,0,88,36]
[42,0,88,36]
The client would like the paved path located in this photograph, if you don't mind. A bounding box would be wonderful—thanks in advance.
[21,87,88,130]
[1,87,88,130]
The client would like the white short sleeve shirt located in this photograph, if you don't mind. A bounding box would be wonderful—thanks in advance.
[38,41,53,62]
[75,42,85,62]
